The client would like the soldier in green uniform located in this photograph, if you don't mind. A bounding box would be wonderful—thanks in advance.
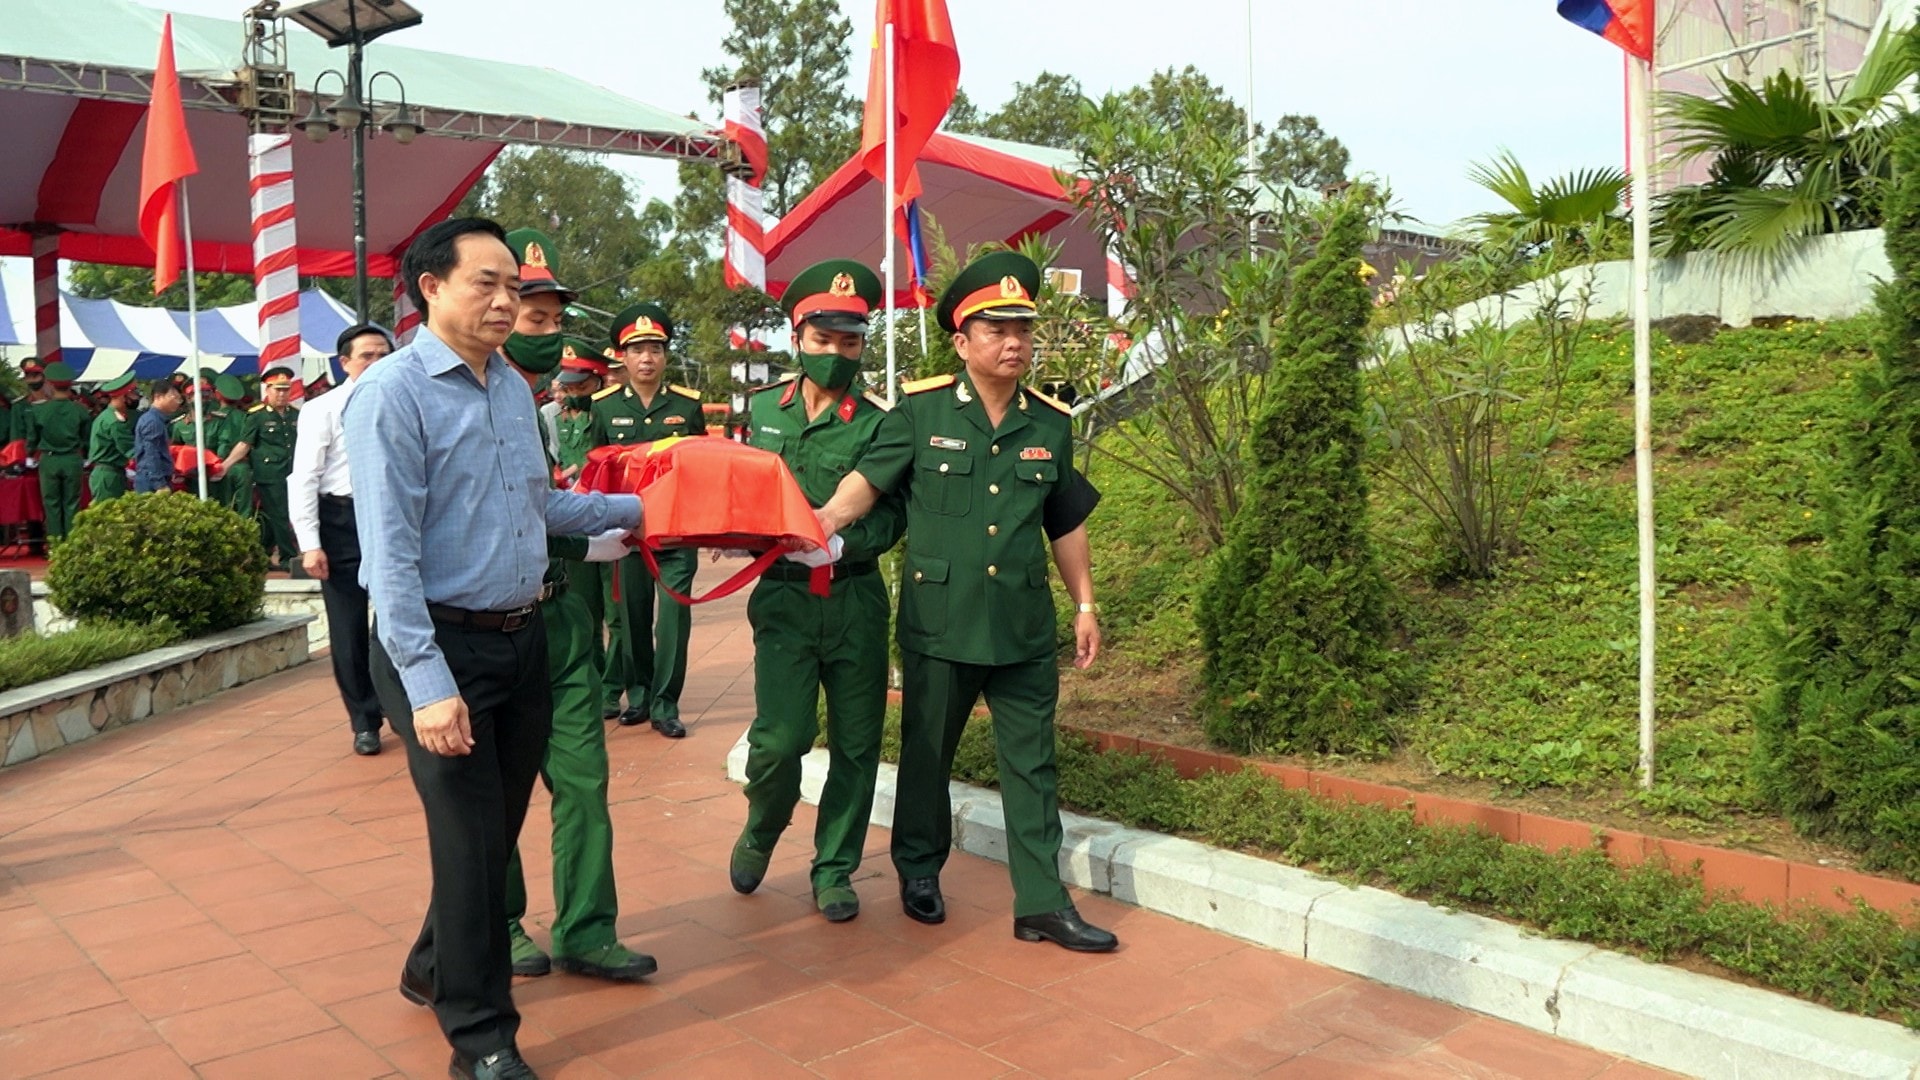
[490,230,658,985]
[729,260,906,922]
[815,251,1116,952]
[84,373,140,503]
[171,370,226,499]
[212,375,255,518]
[588,303,703,739]
[250,370,301,569]
[25,361,89,541]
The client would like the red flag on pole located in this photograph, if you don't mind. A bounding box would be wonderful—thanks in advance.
[859,0,959,210]
[138,15,200,294]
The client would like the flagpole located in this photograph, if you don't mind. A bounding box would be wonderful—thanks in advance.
[883,20,898,405]
[1628,53,1657,790]
[183,177,208,501]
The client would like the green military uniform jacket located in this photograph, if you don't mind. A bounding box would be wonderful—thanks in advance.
[87,407,139,469]
[587,382,705,448]
[211,405,250,460]
[247,403,298,482]
[856,373,1099,666]
[555,407,595,472]
[25,398,89,456]
[746,376,904,563]
[170,405,227,448]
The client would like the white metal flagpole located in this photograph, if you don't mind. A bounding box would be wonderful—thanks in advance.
[1628,54,1657,789]
[182,177,208,500]
[883,21,898,405]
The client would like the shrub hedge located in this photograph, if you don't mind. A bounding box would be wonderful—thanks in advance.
[46,491,267,638]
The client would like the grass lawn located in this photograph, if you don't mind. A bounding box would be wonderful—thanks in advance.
[1060,315,1892,872]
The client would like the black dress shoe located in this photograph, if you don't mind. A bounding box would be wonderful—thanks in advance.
[615,707,647,726]
[651,715,686,739]
[353,731,381,756]
[900,875,945,924]
[449,1047,538,1080]
[1013,904,1118,953]
[601,703,622,721]
[398,966,431,1008]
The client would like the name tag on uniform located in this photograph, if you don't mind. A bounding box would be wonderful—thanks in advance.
[1019,447,1053,461]
[664,416,687,425]
[929,436,967,451]
[611,417,635,427]
[760,425,782,435]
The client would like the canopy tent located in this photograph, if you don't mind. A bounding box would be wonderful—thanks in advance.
[764,133,1099,307]
[0,0,728,276]
[3,277,359,379]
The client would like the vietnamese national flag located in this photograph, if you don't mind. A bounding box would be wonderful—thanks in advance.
[860,0,959,210]
[1557,0,1654,61]
[138,15,200,294]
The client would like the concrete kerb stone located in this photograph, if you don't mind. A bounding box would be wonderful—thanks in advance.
[726,730,1920,1079]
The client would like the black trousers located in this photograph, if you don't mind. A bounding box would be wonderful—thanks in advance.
[372,612,552,1060]
[318,495,382,734]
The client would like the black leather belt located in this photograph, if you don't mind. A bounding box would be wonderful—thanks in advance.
[760,559,878,583]
[319,493,353,506]
[427,602,538,632]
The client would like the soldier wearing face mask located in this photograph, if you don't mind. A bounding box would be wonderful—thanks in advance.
[727,259,906,923]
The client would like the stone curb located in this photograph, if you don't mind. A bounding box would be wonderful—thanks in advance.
[724,735,1920,1080]
[0,614,314,716]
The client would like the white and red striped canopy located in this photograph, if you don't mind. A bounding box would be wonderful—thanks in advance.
[762,132,1110,307]
[0,0,723,277]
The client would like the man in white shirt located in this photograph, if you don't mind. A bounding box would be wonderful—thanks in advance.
[293,323,395,756]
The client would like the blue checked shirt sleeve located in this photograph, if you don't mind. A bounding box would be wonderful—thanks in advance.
[544,489,641,538]
[344,375,458,709]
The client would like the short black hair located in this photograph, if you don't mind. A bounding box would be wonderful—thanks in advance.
[335,322,397,358]
[148,380,181,400]
[400,217,509,316]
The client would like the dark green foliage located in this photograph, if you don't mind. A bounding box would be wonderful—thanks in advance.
[1753,117,1920,879]
[47,492,267,638]
[0,620,182,692]
[901,720,1920,1026]
[1196,198,1401,754]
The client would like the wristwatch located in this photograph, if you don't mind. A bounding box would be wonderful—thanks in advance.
[1076,602,1098,615]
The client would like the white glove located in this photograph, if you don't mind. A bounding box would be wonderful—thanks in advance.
[780,534,844,568]
[584,529,631,563]
[24,456,37,470]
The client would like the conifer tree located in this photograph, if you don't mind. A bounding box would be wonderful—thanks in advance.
[1196,195,1400,753]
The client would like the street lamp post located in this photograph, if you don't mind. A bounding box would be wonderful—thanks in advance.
[285,0,424,324]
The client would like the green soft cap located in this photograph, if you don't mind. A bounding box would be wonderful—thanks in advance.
[504,227,578,302]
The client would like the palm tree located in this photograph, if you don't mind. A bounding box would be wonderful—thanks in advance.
[1655,26,1920,264]
[1461,149,1628,261]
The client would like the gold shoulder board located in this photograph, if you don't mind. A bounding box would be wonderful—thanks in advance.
[901,374,956,395]
[861,391,893,411]
[591,384,621,401]
[1027,388,1072,415]
[669,384,702,400]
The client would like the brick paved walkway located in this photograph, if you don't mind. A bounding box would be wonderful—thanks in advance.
[0,566,1678,1078]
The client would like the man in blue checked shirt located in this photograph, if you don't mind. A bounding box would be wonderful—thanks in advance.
[343,217,641,1080]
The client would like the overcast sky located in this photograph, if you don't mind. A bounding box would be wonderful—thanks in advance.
[162,0,1624,228]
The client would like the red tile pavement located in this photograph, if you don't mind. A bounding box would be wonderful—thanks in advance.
[0,561,1680,1078]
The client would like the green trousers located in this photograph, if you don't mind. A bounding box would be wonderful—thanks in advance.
[606,547,695,721]
[222,462,255,520]
[740,572,889,889]
[37,452,82,540]
[255,476,298,565]
[581,561,625,714]
[892,650,1071,918]
[87,465,127,504]
[505,577,620,956]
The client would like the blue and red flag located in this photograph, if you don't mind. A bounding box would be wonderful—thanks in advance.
[903,200,932,306]
[1557,0,1653,61]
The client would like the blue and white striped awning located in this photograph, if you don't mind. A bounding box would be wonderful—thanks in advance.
[2,261,358,382]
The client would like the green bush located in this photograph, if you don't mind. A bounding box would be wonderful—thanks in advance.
[46,491,267,637]
[1753,117,1920,879]
[0,620,181,692]
[1196,195,1403,754]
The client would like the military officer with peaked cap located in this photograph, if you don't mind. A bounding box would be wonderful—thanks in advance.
[211,374,256,519]
[813,250,1116,952]
[250,370,302,570]
[491,228,658,986]
[85,373,141,504]
[729,259,906,922]
[587,301,703,739]
[26,361,90,540]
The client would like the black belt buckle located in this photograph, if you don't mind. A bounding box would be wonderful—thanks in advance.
[499,605,535,632]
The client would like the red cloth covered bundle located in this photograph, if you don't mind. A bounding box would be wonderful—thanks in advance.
[169,445,225,480]
[0,438,24,470]
[575,436,828,605]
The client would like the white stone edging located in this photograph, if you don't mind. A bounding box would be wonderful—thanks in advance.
[726,735,1920,1080]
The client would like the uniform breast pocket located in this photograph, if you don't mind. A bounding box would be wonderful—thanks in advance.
[916,455,972,517]
[816,451,852,484]
[1014,459,1057,509]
